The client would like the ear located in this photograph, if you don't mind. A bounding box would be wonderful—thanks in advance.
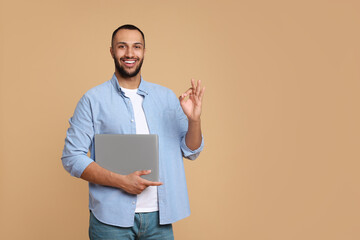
[110,46,114,58]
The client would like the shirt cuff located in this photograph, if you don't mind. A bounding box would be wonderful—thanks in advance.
[180,135,204,160]
[62,155,94,178]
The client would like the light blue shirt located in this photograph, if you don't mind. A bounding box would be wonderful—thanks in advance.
[61,74,204,227]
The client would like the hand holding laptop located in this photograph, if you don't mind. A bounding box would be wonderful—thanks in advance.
[120,170,163,195]
[81,163,162,195]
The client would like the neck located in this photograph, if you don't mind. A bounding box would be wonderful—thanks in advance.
[115,71,141,89]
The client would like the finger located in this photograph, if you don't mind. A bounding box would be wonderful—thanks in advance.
[144,181,163,186]
[179,88,193,101]
[199,86,205,101]
[191,78,196,94]
[184,88,193,95]
[196,79,201,96]
[179,95,188,105]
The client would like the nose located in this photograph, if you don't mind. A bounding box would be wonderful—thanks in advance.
[125,47,135,58]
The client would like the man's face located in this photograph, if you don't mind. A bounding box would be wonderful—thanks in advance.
[111,29,145,78]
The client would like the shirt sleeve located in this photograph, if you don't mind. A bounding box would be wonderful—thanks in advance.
[61,94,95,178]
[180,134,204,160]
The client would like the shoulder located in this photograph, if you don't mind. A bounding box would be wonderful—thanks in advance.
[143,81,181,111]
[143,81,177,100]
[82,80,114,101]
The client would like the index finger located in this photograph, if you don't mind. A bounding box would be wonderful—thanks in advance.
[143,180,163,186]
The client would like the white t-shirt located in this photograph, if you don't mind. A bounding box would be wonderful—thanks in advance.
[121,87,158,213]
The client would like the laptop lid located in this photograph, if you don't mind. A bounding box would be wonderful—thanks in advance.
[94,134,159,182]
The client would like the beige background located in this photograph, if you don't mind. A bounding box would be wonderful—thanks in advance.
[1,0,359,239]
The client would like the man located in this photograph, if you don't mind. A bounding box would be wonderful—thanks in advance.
[62,24,205,240]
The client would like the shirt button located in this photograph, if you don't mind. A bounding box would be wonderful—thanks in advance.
[131,119,134,122]
[132,201,136,205]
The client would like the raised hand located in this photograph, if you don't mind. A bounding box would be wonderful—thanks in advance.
[179,79,205,122]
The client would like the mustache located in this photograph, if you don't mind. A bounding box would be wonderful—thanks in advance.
[120,57,139,60]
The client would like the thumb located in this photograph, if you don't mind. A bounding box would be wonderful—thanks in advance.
[179,93,186,102]
[137,170,152,176]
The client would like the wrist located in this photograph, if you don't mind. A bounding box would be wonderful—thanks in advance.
[188,118,201,124]
[111,171,126,189]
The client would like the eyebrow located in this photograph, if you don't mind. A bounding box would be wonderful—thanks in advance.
[116,42,143,46]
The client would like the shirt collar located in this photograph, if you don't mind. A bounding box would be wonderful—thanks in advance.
[111,73,149,96]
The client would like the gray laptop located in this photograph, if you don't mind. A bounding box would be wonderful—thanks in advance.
[94,134,159,182]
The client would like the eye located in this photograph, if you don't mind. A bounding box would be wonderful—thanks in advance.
[118,45,125,49]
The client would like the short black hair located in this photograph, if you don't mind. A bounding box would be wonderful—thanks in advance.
[111,24,145,48]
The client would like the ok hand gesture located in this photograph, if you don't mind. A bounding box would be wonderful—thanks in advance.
[179,79,205,122]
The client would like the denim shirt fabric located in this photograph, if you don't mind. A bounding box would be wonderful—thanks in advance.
[61,74,204,227]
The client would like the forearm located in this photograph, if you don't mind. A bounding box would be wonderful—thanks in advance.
[185,119,202,150]
[80,162,125,189]
[80,162,162,194]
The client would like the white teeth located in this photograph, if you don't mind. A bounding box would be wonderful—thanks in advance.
[125,60,135,64]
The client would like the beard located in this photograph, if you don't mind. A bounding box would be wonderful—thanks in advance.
[114,57,144,79]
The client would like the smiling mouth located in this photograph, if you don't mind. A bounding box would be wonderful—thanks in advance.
[121,59,137,67]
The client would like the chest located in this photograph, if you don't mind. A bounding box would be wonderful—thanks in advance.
[91,94,178,136]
